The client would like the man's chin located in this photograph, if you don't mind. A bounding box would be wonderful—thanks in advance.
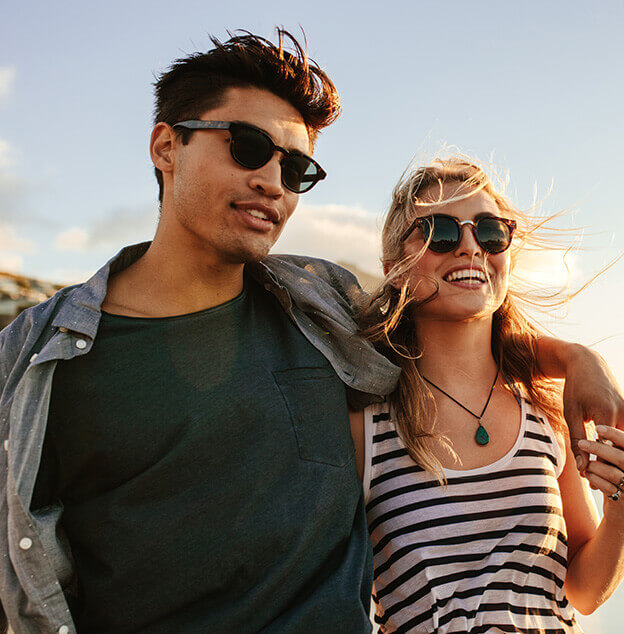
[231,243,274,265]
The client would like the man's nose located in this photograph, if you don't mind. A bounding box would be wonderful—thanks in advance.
[248,155,284,198]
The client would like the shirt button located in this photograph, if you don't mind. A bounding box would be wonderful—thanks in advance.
[3,440,7,451]
[75,339,87,350]
[58,626,69,634]
[19,537,32,550]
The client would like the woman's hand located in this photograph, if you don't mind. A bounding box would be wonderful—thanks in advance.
[563,424,624,613]
[579,426,624,522]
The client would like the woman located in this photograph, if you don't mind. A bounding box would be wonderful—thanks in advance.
[349,158,624,633]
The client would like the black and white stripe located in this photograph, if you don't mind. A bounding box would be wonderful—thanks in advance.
[363,400,582,633]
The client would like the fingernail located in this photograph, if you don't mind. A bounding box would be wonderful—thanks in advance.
[575,456,583,470]
[578,440,590,449]
[595,425,608,434]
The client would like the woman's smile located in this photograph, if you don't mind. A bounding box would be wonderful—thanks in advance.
[403,185,512,321]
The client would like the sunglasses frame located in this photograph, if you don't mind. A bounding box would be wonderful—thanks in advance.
[401,213,517,254]
[172,120,326,194]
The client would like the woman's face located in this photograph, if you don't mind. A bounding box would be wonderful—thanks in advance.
[400,183,512,323]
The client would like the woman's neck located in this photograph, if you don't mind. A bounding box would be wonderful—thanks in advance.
[415,317,498,386]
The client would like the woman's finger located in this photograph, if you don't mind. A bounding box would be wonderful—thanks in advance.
[595,424,624,448]
[584,471,620,497]
[584,460,624,488]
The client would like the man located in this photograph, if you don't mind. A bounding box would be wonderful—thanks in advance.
[0,30,622,634]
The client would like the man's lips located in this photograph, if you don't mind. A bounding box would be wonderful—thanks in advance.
[232,202,280,225]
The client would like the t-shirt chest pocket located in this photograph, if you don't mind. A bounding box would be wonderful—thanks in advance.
[273,366,354,467]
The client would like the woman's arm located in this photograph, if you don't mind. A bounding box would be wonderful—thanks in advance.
[534,337,624,470]
[561,425,624,614]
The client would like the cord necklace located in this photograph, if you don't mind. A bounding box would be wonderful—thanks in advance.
[421,366,500,446]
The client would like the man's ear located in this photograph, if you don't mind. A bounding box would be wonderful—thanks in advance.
[383,261,404,290]
[150,123,178,175]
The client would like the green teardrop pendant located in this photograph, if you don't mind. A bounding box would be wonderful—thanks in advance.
[475,424,490,446]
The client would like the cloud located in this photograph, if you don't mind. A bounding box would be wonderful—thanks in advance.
[0,139,14,170]
[54,227,90,252]
[273,203,383,275]
[53,202,158,253]
[0,172,38,224]
[0,223,35,253]
[0,222,36,272]
[0,67,15,100]
[87,203,157,247]
[0,173,21,219]
[46,267,98,285]
[0,253,24,271]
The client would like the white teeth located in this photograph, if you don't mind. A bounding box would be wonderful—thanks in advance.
[444,269,487,283]
[246,209,270,221]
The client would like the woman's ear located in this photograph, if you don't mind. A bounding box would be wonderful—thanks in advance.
[383,261,405,290]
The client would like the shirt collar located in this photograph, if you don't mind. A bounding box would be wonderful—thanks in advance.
[51,242,150,338]
[50,242,279,338]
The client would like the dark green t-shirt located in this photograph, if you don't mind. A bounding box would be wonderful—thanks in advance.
[33,276,372,633]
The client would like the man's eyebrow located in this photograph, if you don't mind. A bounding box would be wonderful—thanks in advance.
[231,119,310,155]
[230,119,267,133]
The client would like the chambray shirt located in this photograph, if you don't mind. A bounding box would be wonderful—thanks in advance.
[0,242,400,634]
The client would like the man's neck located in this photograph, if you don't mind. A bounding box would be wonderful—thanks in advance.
[102,237,246,318]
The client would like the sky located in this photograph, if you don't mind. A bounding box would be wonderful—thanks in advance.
[2,1,624,630]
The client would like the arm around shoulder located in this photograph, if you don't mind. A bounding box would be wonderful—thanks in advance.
[534,336,624,470]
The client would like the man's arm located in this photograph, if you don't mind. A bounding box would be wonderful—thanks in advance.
[535,337,624,470]
[0,310,42,634]
[0,325,16,633]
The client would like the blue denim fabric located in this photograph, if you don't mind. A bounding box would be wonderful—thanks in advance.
[0,242,399,633]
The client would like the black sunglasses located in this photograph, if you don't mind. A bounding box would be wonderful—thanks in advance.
[172,120,326,194]
[401,213,517,254]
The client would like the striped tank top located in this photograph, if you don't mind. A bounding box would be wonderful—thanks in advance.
[363,399,582,634]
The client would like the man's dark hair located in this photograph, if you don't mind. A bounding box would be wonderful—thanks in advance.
[152,28,341,202]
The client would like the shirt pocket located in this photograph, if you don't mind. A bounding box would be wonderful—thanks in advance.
[273,366,354,467]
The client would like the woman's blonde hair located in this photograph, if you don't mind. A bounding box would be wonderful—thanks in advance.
[359,157,567,481]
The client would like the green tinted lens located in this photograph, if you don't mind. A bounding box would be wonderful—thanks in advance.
[427,216,461,252]
[281,156,318,193]
[476,218,511,253]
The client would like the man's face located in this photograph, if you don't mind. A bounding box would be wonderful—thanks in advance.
[164,86,312,265]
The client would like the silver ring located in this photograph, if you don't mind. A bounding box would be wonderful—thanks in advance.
[618,476,624,491]
[609,488,621,502]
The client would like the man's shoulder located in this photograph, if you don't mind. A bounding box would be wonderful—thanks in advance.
[264,254,357,278]
[262,254,365,305]
[0,285,77,360]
